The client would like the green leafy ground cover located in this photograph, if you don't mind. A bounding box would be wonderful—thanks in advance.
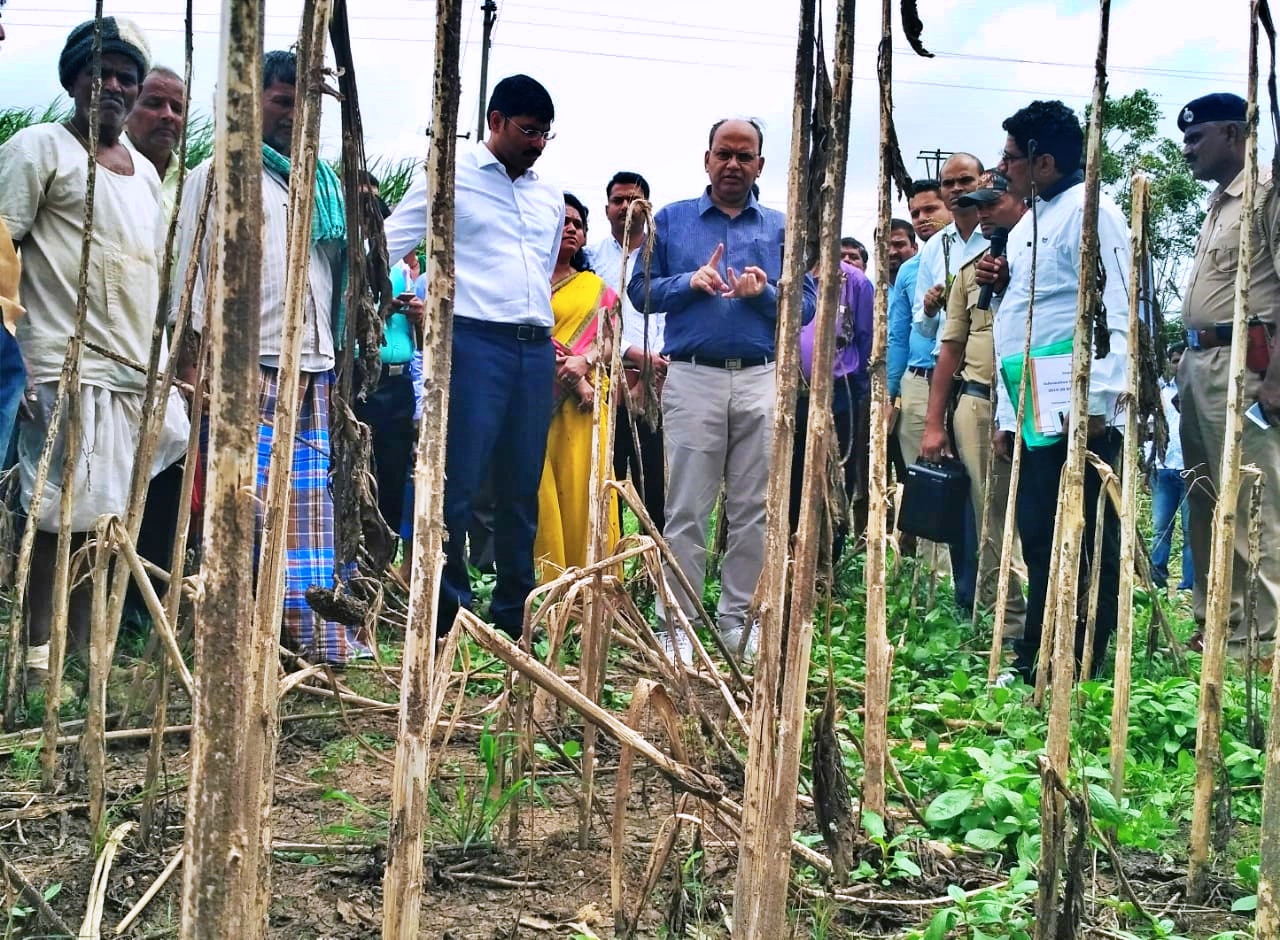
[787,552,1260,939]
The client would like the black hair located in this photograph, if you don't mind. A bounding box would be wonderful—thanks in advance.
[564,192,592,272]
[1002,100,1084,174]
[357,169,379,189]
[708,117,764,151]
[890,217,917,244]
[263,49,297,88]
[841,237,869,263]
[909,179,942,199]
[488,74,554,123]
[606,170,651,201]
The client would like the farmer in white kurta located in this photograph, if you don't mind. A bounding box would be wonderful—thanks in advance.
[0,17,188,672]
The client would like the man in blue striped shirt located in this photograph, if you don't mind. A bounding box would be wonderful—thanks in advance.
[628,118,816,661]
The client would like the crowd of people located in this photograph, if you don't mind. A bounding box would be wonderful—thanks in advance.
[1,13,1276,686]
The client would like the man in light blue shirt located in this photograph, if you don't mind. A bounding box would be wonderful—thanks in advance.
[384,74,564,640]
[628,118,816,660]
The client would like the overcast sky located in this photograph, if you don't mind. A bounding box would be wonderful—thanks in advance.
[2,0,1259,247]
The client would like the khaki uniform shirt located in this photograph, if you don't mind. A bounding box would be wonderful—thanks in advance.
[1185,168,1280,329]
[939,255,996,387]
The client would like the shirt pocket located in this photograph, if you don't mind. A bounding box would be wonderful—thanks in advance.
[969,305,993,335]
[1034,239,1081,297]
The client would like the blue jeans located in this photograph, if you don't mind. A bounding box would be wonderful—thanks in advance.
[0,330,24,470]
[437,319,554,638]
[1150,467,1192,589]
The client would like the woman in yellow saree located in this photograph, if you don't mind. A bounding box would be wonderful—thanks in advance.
[534,193,621,579]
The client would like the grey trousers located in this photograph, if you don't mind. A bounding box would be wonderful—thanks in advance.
[660,360,775,637]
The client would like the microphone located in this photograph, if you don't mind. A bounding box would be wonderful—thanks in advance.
[978,227,1009,311]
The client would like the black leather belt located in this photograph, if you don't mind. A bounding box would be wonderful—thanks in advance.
[907,365,934,379]
[454,316,551,341]
[670,353,773,370]
[959,380,990,399]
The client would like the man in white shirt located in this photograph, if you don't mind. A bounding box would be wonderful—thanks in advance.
[981,99,1131,682]
[174,50,356,664]
[384,74,564,640]
[0,16,188,672]
[124,66,185,221]
[587,170,668,532]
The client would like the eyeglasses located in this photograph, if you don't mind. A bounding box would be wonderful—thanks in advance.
[998,150,1028,165]
[711,149,759,165]
[504,117,556,141]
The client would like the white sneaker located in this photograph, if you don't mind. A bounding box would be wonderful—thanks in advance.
[657,630,694,666]
[994,669,1018,688]
[721,621,759,663]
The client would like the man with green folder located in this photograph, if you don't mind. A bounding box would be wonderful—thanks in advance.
[978,100,1132,683]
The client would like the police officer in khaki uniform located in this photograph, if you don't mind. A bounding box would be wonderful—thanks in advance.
[1180,92,1280,653]
[920,171,1028,639]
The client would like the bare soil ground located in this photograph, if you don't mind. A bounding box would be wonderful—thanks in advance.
[0,653,1258,940]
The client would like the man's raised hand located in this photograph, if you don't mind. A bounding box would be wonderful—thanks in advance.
[690,243,728,295]
[725,265,767,299]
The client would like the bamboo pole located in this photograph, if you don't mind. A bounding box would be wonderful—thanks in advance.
[380,2,462,936]
[1109,174,1150,798]
[1189,0,1260,904]
[177,0,266,933]
[731,0,815,933]
[1035,4,1111,936]
[863,0,895,818]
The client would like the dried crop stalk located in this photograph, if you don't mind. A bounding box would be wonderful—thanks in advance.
[735,1,855,935]
[731,0,816,934]
[30,6,104,752]
[577,265,622,847]
[98,0,199,691]
[1189,0,1260,903]
[1035,3,1111,935]
[863,0,895,818]
[1110,174,1150,797]
[178,0,267,933]
[380,2,462,936]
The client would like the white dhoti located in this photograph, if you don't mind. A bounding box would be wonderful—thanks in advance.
[18,382,190,533]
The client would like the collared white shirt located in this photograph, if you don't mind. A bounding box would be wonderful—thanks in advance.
[0,123,166,391]
[173,160,339,371]
[384,142,564,327]
[912,220,989,346]
[993,181,1131,433]
[587,236,665,355]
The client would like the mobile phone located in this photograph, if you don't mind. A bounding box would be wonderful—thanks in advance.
[1246,402,1271,430]
[395,292,416,304]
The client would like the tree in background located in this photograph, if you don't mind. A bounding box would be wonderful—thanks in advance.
[1094,88,1208,323]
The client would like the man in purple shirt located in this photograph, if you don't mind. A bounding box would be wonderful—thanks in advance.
[790,260,874,557]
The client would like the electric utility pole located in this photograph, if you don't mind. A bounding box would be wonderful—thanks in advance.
[476,0,498,140]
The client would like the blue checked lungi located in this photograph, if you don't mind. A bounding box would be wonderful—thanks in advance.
[255,367,366,664]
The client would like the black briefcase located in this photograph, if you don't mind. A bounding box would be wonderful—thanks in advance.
[899,458,970,544]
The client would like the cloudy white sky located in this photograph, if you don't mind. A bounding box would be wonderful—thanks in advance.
[2,0,1258,246]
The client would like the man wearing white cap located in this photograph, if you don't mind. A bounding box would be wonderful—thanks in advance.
[0,16,189,673]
